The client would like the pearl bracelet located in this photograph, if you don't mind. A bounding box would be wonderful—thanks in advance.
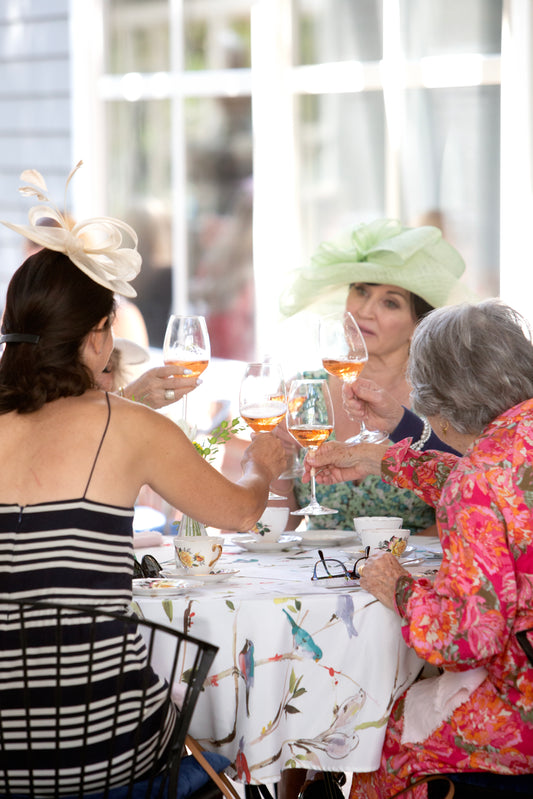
[410,415,431,451]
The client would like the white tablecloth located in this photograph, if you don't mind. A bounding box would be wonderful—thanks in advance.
[134,534,440,785]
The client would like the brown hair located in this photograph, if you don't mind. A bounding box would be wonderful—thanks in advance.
[0,249,115,414]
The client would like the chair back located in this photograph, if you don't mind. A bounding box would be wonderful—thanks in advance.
[0,598,218,798]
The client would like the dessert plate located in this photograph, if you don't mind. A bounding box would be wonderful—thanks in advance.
[132,578,195,597]
[234,535,302,552]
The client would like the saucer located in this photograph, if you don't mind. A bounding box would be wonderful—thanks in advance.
[298,529,357,547]
[132,578,195,597]
[233,534,302,552]
[342,544,415,558]
[161,568,239,582]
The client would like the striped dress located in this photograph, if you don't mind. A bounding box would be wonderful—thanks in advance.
[0,394,176,796]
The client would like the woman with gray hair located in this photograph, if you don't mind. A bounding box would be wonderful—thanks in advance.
[305,300,533,797]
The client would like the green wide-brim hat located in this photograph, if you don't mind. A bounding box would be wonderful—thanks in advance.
[279,219,476,317]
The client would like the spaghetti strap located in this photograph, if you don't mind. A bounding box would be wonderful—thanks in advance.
[83,392,112,499]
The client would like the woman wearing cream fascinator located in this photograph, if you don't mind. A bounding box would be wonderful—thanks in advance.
[0,163,286,795]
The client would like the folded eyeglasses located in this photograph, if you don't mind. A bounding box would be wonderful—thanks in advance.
[311,547,370,582]
[133,554,162,579]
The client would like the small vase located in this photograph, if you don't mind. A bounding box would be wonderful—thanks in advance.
[177,514,208,537]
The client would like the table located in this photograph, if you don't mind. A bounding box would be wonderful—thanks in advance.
[134,533,441,785]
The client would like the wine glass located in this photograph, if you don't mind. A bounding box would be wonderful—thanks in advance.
[319,310,387,444]
[239,362,288,501]
[286,379,338,516]
[163,315,210,419]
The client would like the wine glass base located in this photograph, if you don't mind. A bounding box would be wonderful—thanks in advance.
[291,505,339,516]
[277,465,305,480]
[345,429,388,444]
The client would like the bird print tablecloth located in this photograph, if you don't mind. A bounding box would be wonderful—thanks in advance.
[135,534,432,785]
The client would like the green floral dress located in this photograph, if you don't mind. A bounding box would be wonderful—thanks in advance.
[293,370,435,533]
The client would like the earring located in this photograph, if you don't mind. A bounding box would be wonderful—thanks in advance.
[440,421,449,436]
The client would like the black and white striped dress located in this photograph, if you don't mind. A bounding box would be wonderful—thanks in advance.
[0,394,176,795]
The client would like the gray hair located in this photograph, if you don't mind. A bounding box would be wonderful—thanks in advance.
[408,300,533,434]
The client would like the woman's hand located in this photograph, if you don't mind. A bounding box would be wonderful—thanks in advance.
[342,378,404,434]
[121,365,198,409]
[242,432,288,484]
[302,440,389,484]
[359,552,409,611]
[270,419,301,473]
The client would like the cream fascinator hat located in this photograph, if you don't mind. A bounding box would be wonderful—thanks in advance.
[1,162,141,298]
[279,218,474,317]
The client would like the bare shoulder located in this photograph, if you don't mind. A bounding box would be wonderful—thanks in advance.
[109,392,189,443]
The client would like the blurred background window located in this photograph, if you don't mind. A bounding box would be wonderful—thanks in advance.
[2,0,529,367]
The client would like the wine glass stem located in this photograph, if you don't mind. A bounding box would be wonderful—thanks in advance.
[310,465,318,505]
[182,393,188,421]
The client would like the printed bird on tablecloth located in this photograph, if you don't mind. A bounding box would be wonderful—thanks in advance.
[238,638,254,717]
[235,736,251,782]
[293,688,366,759]
[283,609,322,661]
[335,594,358,637]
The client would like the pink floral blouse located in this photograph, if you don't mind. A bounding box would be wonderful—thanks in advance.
[350,399,533,799]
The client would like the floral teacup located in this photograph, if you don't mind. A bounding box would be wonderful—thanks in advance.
[359,528,410,556]
[252,506,290,542]
[173,535,223,575]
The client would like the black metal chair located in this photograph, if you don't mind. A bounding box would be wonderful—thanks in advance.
[0,598,227,799]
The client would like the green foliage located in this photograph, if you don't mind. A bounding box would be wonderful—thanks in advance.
[193,417,244,463]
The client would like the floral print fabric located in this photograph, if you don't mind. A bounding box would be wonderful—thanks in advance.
[350,400,533,799]
[294,474,436,533]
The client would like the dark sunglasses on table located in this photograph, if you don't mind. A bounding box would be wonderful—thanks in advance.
[311,547,370,582]
[133,554,162,579]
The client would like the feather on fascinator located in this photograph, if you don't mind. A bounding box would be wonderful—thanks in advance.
[1,162,141,298]
[279,218,475,317]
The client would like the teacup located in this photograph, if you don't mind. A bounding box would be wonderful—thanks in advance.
[353,516,403,534]
[173,535,223,575]
[252,506,290,542]
[360,528,410,556]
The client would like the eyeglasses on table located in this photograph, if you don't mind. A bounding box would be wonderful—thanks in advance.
[311,547,370,583]
[133,553,162,579]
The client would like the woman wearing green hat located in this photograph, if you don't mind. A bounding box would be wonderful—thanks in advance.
[274,218,474,533]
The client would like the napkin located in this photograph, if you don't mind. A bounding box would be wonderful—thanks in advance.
[133,530,164,549]
[401,666,488,744]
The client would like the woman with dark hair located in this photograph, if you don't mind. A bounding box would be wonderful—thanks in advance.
[306,300,533,797]
[273,219,474,533]
[0,165,286,795]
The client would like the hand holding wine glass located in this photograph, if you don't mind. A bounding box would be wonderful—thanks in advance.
[163,315,210,419]
[319,310,387,444]
[239,362,288,500]
[286,379,338,516]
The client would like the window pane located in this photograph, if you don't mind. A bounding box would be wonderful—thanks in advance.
[106,99,172,348]
[401,85,500,299]
[184,0,251,70]
[186,95,255,360]
[297,91,385,257]
[294,0,382,65]
[400,0,502,57]
[105,0,170,73]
